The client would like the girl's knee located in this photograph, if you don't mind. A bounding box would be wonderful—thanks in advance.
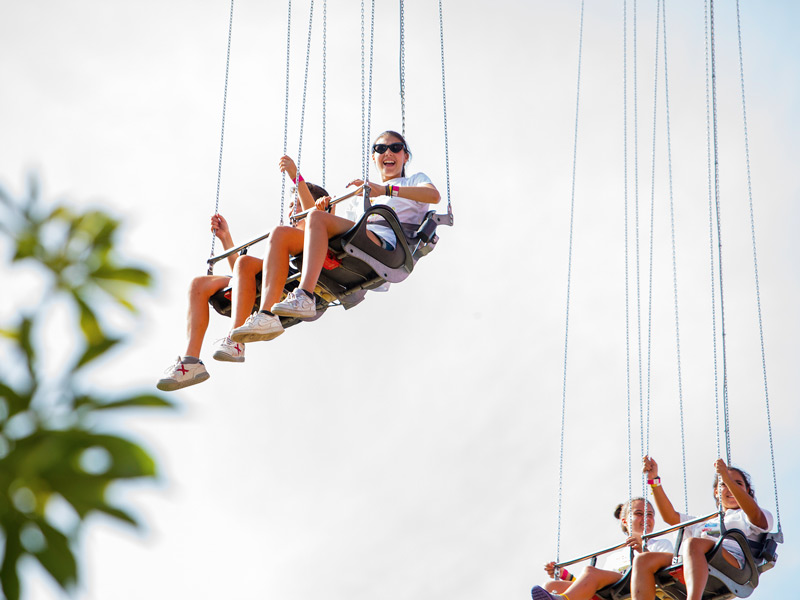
[235,254,261,276]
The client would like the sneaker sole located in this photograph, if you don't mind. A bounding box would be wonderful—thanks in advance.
[530,586,554,600]
[156,371,211,392]
[212,350,245,363]
[230,328,284,344]
[271,305,316,318]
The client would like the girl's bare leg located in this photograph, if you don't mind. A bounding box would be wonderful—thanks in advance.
[631,551,674,600]
[259,225,305,310]
[230,254,265,327]
[184,275,234,357]
[683,537,737,600]
[560,566,621,600]
[297,210,382,294]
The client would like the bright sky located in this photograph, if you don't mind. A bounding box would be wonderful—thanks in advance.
[1,1,798,599]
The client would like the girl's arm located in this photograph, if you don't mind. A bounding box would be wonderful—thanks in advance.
[279,155,317,212]
[716,459,769,529]
[211,214,237,271]
[348,179,441,204]
[643,455,682,525]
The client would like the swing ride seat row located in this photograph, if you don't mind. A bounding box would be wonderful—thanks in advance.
[208,203,453,327]
[586,527,782,600]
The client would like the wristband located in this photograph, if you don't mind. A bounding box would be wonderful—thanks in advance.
[385,184,390,196]
[648,477,661,487]
[391,185,399,197]
[291,173,304,184]
[559,568,575,582]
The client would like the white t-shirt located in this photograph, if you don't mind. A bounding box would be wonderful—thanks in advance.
[679,508,774,565]
[602,538,674,573]
[365,172,435,247]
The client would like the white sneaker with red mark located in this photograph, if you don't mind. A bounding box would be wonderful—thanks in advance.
[157,357,210,391]
[212,336,245,362]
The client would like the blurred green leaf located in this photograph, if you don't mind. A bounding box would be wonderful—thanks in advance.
[32,519,77,590]
[74,336,122,370]
[82,394,174,412]
[0,173,173,598]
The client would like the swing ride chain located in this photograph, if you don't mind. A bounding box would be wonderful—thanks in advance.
[322,0,327,189]
[659,0,690,515]
[644,0,663,507]
[623,0,633,511]
[295,0,315,197]
[702,0,724,472]
[735,0,781,529]
[556,0,585,564]
[209,0,236,272]
[438,0,452,216]
[360,0,376,212]
[399,0,406,139]
[280,0,294,226]
[709,0,733,467]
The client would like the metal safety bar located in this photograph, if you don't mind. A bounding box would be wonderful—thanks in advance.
[553,512,719,570]
[206,184,366,274]
[290,183,365,223]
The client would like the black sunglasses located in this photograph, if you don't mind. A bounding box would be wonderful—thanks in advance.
[373,142,406,154]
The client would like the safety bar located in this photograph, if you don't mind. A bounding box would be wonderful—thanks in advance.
[290,184,365,223]
[553,512,719,570]
[206,184,366,274]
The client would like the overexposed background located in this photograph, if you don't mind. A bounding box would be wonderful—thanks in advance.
[1,1,797,598]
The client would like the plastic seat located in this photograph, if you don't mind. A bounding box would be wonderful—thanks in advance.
[653,529,781,600]
[208,203,452,326]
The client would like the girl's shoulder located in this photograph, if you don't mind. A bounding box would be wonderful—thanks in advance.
[400,172,433,186]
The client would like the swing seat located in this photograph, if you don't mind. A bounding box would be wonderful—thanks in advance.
[208,203,452,326]
[653,529,781,600]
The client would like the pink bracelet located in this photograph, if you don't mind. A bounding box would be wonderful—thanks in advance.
[291,173,304,184]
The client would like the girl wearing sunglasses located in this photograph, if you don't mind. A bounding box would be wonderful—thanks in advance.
[230,130,440,343]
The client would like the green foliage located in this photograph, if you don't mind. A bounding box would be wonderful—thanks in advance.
[0,175,173,599]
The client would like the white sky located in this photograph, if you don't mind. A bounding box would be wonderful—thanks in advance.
[1,1,798,599]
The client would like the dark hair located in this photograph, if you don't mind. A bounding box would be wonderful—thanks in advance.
[373,130,412,177]
[614,497,652,535]
[304,182,328,201]
[713,466,755,504]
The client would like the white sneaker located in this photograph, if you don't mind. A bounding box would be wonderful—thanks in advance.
[157,357,210,391]
[212,337,245,362]
[230,312,284,343]
[271,289,316,318]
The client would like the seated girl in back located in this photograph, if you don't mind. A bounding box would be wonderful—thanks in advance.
[532,496,672,600]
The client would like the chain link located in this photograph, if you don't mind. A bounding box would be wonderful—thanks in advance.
[438,0,451,216]
[658,0,689,515]
[399,0,406,138]
[322,0,327,189]
[209,0,236,269]
[734,0,781,530]
[280,0,294,226]
[556,0,585,564]
[295,0,316,205]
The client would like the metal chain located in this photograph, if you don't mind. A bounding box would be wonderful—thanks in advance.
[360,0,366,190]
[399,0,406,138]
[703,0,722,470]
[642,0,662,512]
[438,0,452,215]
[709,0,732,466]
[623,0,633,510]
[295,0,316,197]
[322,0,327,189]
[660,0,689,515]
[556,0,585,564]
[280,0,293,226]
[735,0,781,530]
[209,0,236,268]
[362,0,376,212]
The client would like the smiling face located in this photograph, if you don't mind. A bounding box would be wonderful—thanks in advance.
[714,468,751,510]
[622,499,656,536]
[372,133,409,181]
